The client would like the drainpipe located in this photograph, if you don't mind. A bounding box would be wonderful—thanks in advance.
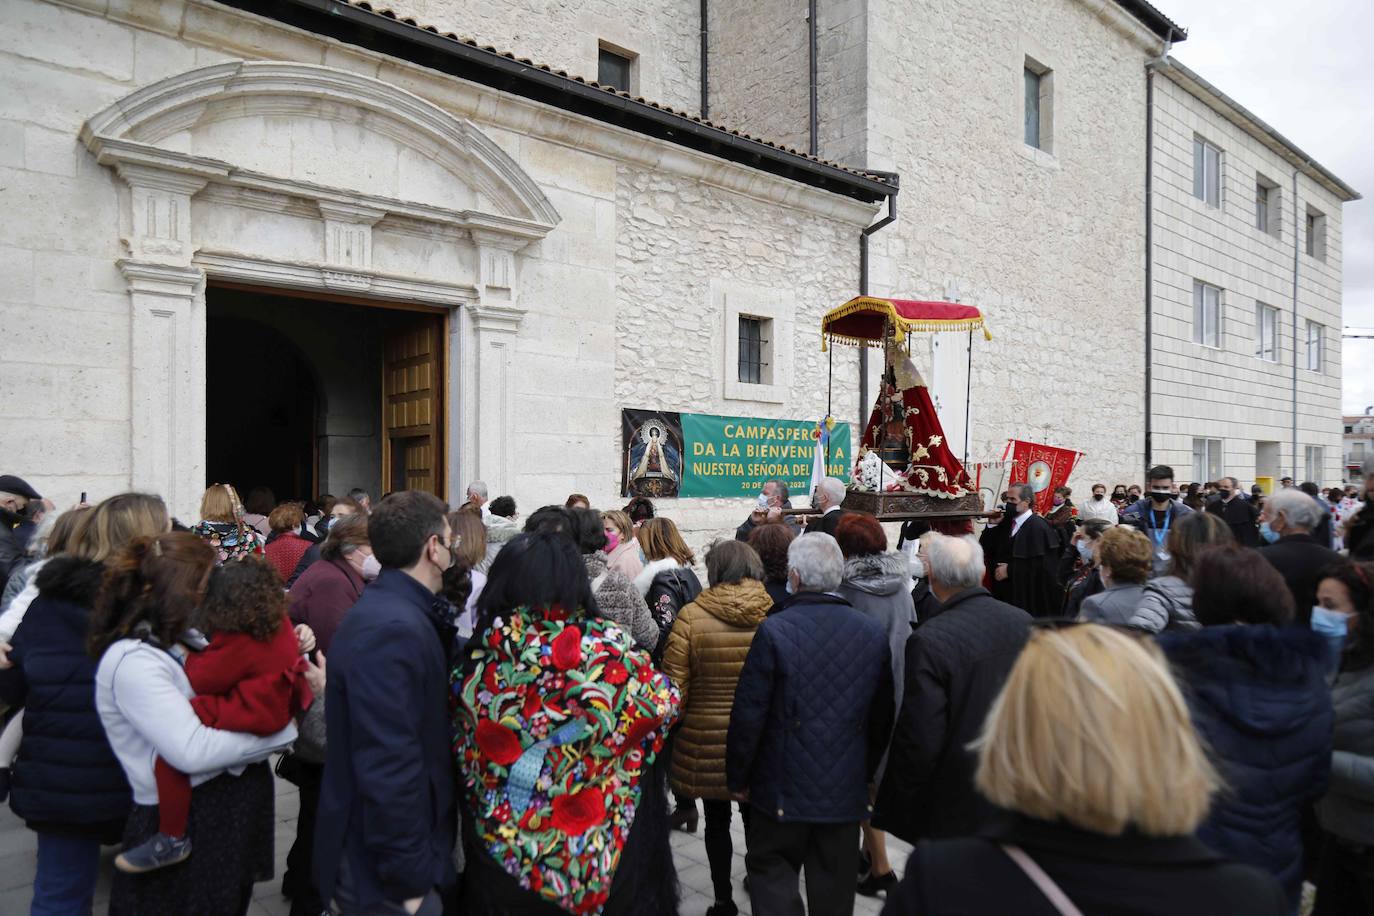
[699,0,709,119]
[1291,168,1300,479]
[808,0,818,156]
[859,172,900,432]
[1144,33,1174,473]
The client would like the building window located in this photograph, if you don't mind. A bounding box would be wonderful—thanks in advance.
[1306,206,1328,260]
[1022,57,1053,152]
[1192,438,1223,484]
[1255,302,1279,362]
[597,45,635,92]
[1256,175,1279,236]
[1306,320,1325,372]
[1193,280,1222,348]
[1193,137,1222,207]
[1305,446,1324,483]
[737,316,769,384]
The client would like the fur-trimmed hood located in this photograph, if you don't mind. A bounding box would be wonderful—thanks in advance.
[841,551,909,598]
[34,555,106,606]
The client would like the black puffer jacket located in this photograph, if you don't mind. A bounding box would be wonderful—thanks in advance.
[0,557,132,837]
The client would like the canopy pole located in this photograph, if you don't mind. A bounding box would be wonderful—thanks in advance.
[963,328,973,469]
[826,342,833,470]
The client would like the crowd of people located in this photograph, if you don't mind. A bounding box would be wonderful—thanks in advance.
[0,457,1372,916]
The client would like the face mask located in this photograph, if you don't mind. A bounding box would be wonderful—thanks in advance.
[785,572,797,595]
[1077,541,1095,564]
[910,557,925,580]
[361,554,381,581]
[1093,493,1105,502]
[1260,521,1281,544]
[1004,502,1018,516]
[1218,489,1231,499]
[1053,497,1065,507]
[603,531,620,553]
[1311,607,1349,666]
[757,493,770,509]
[1149,490,1172,504]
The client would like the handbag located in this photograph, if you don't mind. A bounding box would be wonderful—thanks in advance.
[1001,844,1084,916]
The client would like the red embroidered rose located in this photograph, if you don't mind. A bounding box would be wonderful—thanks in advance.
[603,660,629,685]
[621,715,662,753]
[475,719,524,767]
[551,786,606,835]
[522,690,543,719]
[551,625,583,670]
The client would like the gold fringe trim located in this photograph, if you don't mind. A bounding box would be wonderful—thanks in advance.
[821,297,993,351]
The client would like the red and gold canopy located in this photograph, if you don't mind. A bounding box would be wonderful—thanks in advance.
[822,296,992,349]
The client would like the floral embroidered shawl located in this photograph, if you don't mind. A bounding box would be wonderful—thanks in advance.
[455,605,680,913]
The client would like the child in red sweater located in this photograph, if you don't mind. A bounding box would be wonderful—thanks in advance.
[115,558,312,874]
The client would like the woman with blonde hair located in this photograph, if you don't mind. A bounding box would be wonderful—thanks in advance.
[601,509,644,579]
[444,509,488,638]
[884,623,1286,914]
[192,484,265,564]
[633,516,701,660]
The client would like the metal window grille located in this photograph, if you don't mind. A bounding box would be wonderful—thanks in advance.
[738,316,768,384]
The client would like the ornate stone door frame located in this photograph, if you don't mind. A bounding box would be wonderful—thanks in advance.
[80,61,559,517]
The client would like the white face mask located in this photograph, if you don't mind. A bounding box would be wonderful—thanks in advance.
[785,571,798,595]
[361,553,381,581]
[911,557,926,580]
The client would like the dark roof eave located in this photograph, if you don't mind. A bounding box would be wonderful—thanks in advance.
[215,0,896,204]
[1113,0,1187,42]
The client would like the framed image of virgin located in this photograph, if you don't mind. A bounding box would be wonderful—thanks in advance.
[621,410,684,498]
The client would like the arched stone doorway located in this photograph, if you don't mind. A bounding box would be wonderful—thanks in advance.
[80,61,559,519]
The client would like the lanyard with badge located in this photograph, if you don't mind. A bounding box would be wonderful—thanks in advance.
[1148,506,1171,563]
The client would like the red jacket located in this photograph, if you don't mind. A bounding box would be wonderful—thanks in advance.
[185,618,312,735]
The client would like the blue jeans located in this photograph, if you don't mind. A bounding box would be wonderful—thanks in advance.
[32,832,101,916]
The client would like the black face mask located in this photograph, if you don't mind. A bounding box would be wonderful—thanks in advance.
[1004,502,1020,516]
[1149,490,1172,505]
[1218,489,1231,499]
[0,505,21,527]
[1093,493,1105,501]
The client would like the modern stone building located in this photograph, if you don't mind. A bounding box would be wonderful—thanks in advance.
[0,0,1357,546]
[1148,58,1358,490]
[1347,412,1374,484]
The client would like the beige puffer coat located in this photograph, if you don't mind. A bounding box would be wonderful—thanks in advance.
[661,578,773,799]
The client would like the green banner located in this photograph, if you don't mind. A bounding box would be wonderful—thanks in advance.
[677,413,851,498]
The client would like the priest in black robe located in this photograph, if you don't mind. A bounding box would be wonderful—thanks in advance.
[996,484,1061,618]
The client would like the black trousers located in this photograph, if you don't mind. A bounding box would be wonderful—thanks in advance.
[702,799,752,903]
[744,813,858,916]
[281,758,325,916]
[1314,833,1374,916]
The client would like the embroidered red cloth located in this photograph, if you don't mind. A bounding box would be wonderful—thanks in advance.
[823,296,990,347]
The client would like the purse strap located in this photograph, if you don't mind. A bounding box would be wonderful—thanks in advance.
[1000,844,1084,916]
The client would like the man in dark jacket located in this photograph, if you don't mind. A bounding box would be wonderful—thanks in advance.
[994,484,1059,617]
[804,476,849,537]
[735,479,802,541]
[315,491,457,916]
[875,534,1030,844]
[1121,464,1193,576]
[1206,477,1259,546]
[727,532,892,915]
[1258,489,1343,625]
[0,474,45,591]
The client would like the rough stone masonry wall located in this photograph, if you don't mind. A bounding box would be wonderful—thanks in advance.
[706,0,811,153]
[862,0,1155,492]
[614,164,864,557]
[393,0,702,115]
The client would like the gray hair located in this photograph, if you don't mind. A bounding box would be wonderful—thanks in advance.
[924,534,985,590]
[705,539,765,587]
[766,479,790,502]
[466,480,488,499]
[787,532,844,592]
[819,477,846,505]
[1266,488,1323,532]
[1012,483,1036,504]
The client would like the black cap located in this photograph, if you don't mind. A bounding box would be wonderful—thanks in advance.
[0,475,41,500]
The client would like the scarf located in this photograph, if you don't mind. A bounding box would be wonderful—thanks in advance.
[456,605,679,913]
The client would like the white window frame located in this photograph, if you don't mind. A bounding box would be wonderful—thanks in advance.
[1254,302,1279,362]
[1192,438,1223,484]
[1306,320,1325,372]
[1193,280,1222,348]
[1304,446,1324,484]
[1255,175,1279,237]
[1306,206,1328,261]
[717,279,791,404]
[1193,136,1222,208]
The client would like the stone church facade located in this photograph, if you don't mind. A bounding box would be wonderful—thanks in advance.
[0,0,1355,547]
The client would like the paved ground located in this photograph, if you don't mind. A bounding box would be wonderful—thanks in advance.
[0,771,907,915]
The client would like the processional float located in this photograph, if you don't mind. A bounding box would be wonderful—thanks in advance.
[820,296,992,522]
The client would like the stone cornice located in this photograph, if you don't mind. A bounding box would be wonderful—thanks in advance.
[194,250,479,306]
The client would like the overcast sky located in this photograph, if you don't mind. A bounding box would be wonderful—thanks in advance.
[1165,0,1373,415]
